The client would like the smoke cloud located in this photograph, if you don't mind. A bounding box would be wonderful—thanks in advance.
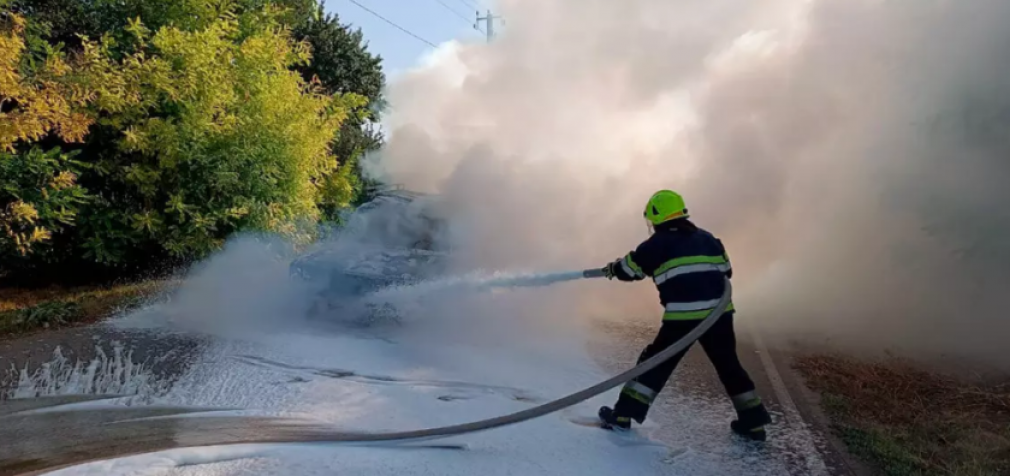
[365,0,1010,363]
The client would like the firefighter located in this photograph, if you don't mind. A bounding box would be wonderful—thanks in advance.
[598,189,772,441]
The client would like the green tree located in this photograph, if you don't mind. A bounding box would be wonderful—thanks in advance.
[2,7,365,278]
[0,148,90,262]
[9,0,317,50]
[76,14,365,264]
[0,12,96,152]
[2,2,381,282]
[293,7,387,205]
[294,8,384,111]
[3,0,104,50]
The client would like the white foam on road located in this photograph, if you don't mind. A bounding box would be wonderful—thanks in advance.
[37,295,828,475]
[44,445,276,476]
[48,326,674,476]
[43,319,828,476]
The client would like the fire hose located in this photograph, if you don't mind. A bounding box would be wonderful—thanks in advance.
[1,269,732,475]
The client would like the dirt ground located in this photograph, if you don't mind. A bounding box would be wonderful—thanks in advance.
[794,353,1010,476]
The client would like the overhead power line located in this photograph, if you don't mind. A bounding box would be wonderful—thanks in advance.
[346,0,437,48]
[432,0,485,34]
[455,0,479,11]
[432,0,479,28]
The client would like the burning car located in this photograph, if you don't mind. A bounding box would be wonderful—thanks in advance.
[289,187,451,325]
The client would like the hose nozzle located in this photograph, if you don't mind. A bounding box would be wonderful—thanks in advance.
[582,267,607,279]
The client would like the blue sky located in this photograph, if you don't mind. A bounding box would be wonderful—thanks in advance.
[322,0,495,79]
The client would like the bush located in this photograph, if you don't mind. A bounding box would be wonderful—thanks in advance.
[77,15,366,263]
[0,148,90,263]
[0,2,379,282]
[0,300,79,331]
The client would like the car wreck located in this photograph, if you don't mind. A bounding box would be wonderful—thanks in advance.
[289,187,451,325]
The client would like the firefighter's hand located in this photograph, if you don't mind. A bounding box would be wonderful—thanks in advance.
[603,259,620,280]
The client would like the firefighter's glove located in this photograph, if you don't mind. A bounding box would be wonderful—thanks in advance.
[604,259,621,280]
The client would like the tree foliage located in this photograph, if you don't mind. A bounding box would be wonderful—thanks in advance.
[0,13,94,151]
[292,8,387,206]
[87,15,366,261]
[0,147,89,259]
[0,0,385,282]
[7,0,317,45]
[293,9,384,111]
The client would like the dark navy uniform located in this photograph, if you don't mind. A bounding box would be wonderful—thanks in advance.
[603,218,771,439]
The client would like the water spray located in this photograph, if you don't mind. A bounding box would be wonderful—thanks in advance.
[474,267,607,289]
[361,267,608,307]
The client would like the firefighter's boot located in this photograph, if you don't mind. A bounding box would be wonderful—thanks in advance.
[598,406,632,431]
[730,392,772,441]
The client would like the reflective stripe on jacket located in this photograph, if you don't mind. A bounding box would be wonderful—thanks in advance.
[611,226,733,320]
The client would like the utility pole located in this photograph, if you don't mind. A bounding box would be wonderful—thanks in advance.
[475,9,501,43]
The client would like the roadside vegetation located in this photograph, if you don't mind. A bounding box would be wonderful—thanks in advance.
[0,0,386,335]
[0,280,175,335]
[1,0,386,287]
[796,354,1010,476]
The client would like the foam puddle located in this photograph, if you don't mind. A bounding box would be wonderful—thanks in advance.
[41,445,277,476]
[69,320,673,476]
[84,326,808,475]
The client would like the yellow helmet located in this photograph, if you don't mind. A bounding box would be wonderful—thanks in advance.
[644,190,689,228]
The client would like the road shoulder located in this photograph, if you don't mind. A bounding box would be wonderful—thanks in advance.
[739,325,876,476]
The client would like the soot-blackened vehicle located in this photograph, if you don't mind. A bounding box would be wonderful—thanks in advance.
[289,187,451,325]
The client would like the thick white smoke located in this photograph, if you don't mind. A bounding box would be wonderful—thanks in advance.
[366,0,1010,363]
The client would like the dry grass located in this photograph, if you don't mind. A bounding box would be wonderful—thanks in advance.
[0,280,178,336]
[795,354,1010,476]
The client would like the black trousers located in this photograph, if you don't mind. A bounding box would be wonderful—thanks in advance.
[614,312,756,423]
